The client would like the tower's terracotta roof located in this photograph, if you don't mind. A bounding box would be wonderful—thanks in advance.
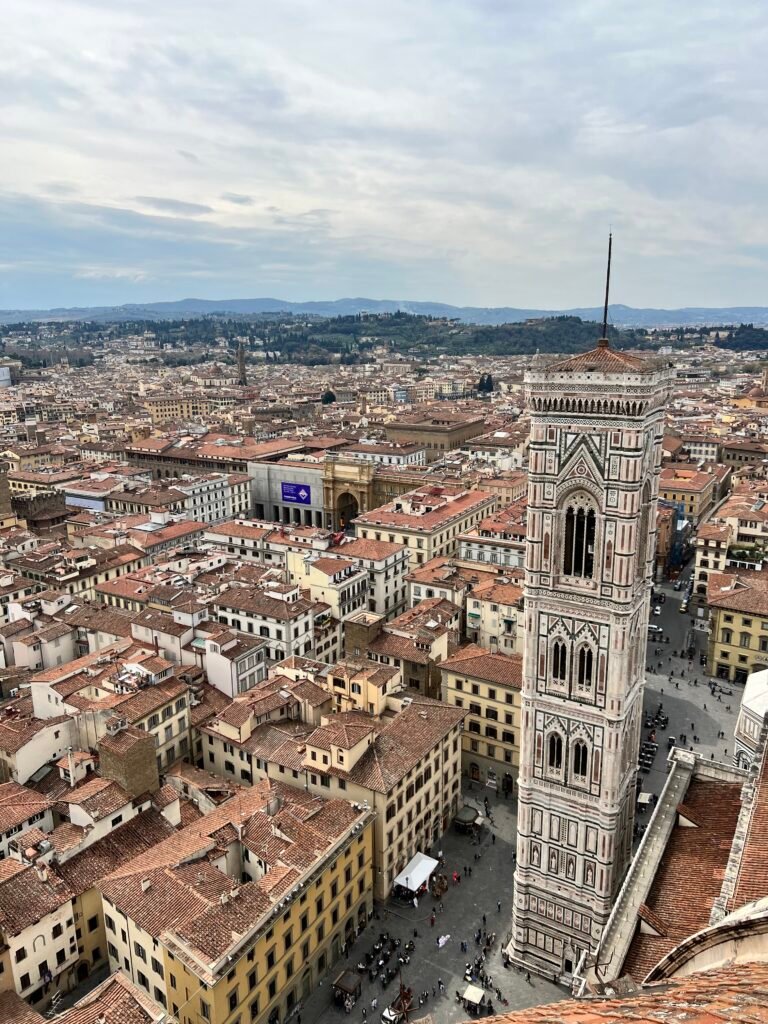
[547,343,654,375]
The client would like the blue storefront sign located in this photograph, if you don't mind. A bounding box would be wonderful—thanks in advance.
[281,482,312,505]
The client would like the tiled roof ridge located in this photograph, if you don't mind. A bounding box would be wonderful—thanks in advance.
[637,903,668,937]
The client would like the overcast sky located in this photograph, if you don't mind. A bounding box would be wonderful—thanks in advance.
[2,0,767,310]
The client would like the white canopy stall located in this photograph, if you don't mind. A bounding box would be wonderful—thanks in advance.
[393,852,439,894]
[463,983,485,1007]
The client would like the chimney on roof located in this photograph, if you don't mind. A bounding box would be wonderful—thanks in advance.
[67,746,76,789]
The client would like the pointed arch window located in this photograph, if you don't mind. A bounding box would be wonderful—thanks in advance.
[577,646,594,690]
[572,740,588,779]
[552,641,567,684]
[547,733,563,771]
[564,504,596,577]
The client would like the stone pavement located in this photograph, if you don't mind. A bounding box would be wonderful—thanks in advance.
[296,784,563,1024]
[640,570,741,802]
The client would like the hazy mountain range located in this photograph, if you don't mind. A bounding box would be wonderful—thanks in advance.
[2,297,768,328]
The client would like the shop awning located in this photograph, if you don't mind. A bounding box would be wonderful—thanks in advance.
[393,852,439,893]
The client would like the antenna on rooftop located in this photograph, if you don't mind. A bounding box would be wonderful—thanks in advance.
[598,231,612,349]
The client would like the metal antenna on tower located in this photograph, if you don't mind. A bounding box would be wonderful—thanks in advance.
[598,232,612,348]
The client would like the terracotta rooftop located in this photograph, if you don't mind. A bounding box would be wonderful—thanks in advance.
[621,777,742,981]
[476,960,768,1023]
[329,538,408,561]
[707,570,768,615]
[547,342,655,375]
[441,644,523,688]
[0,781,51,835]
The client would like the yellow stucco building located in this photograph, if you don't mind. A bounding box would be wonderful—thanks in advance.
[99,780,374,1024]
[441,644,523,795]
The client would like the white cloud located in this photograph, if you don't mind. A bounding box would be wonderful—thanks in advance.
[1,0,767,308]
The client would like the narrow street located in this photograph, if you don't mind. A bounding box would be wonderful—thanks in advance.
[638,568,740,806]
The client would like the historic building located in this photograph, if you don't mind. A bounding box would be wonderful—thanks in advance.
[509,335,672,979]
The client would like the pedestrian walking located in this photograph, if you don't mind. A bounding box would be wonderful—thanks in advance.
[362,1008,367,1020]
[497,900,501,912]
[526,971,531,983]
[482,913,487,926]
[492,832,496,845]
[430,913,435,927]
[371,998,378,1011]
[463,865,467,877]
[439,901,444,913]
[468,866,472,877]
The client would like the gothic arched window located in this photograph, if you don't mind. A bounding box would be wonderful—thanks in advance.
[577,646,594,690]
[572,740,588,779]
[552,640,567,684]
[547,733,563,771]
[563,503,596,577]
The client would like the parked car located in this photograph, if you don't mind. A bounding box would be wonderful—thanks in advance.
[653,605,661,616]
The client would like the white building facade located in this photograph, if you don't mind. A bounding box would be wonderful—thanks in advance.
[510,340,671,979]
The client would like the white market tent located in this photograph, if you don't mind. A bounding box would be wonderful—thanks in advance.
[393,852,439,893]
[463,984,485,1006]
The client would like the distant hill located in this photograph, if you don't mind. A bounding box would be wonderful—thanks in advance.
[3,297,768,328]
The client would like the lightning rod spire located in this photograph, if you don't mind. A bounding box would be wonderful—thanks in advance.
[598,232,612,349]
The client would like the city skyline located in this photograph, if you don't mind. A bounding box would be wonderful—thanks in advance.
[2,0,768,309]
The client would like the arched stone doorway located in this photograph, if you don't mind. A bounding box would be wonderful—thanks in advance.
[336,491,359,529]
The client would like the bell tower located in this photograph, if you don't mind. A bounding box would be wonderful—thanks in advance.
[509,252,672,979]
